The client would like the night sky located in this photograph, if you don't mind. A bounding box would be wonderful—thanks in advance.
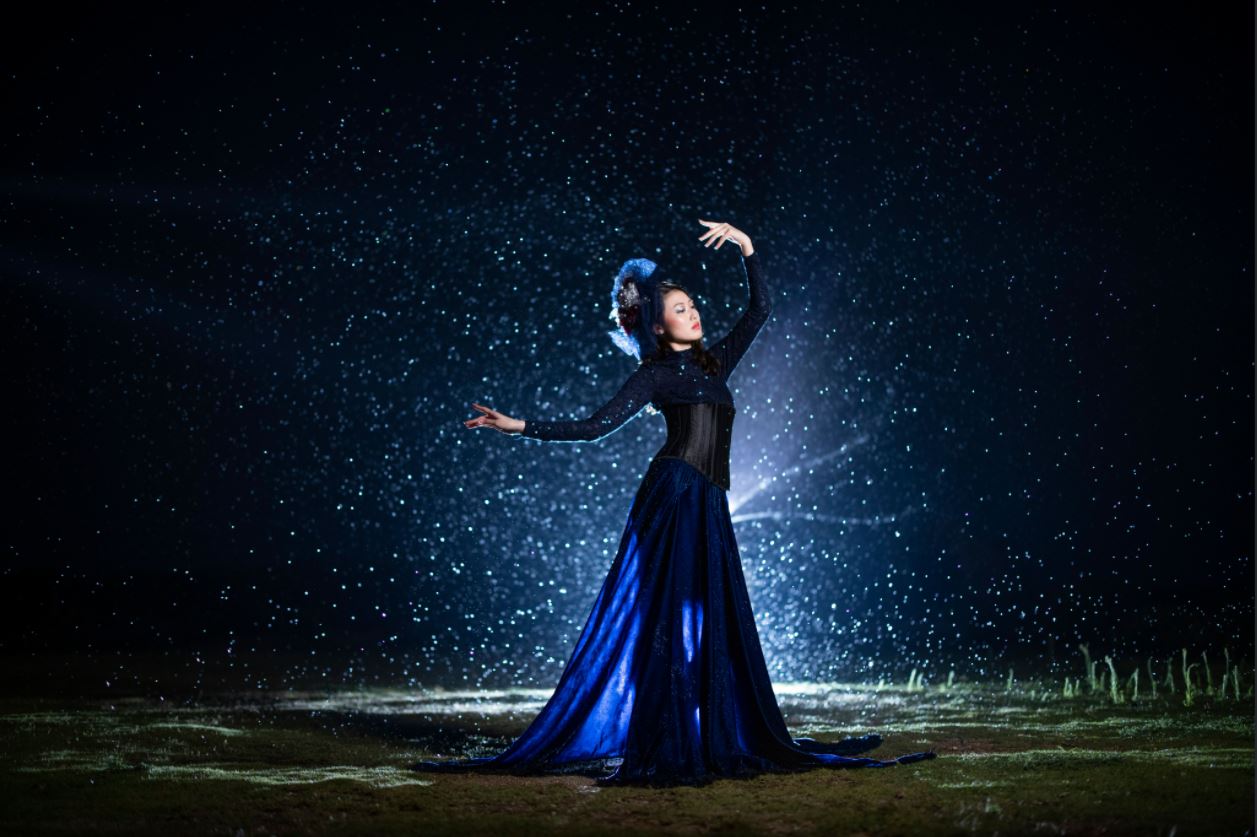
[2,4,1252,694]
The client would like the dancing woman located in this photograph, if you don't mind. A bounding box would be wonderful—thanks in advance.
[413,219,937,787]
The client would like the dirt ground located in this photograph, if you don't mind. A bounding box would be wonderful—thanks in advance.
[1,673,1252,835]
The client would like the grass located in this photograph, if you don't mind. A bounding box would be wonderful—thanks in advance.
[0,674,1252,835]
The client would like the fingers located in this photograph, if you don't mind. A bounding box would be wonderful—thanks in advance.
[709,225,731,248]
[703,225,731,248]
[467,402,497,429]
[698,219,724,239]
[699,222,729,245]
[708,223,743,250]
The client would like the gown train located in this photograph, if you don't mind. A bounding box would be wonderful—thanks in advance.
[412,456,936,787]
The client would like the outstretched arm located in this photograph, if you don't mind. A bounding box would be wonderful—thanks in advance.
[518,364,655,442]
[711,250,773,379]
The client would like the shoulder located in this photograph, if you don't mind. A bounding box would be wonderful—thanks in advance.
[626,360,658,386]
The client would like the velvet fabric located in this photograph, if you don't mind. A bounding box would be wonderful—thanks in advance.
[412,455,937,786]
[413,250,936,786]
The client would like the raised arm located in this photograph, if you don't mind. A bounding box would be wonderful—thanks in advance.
[711,250,773,380]
[518,364,655,442]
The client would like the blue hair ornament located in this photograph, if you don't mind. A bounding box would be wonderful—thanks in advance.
[607,257,668,362]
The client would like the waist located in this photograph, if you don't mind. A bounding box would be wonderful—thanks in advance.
[651,402,736,491]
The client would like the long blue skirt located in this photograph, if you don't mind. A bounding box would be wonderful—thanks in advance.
[412,456,937,787]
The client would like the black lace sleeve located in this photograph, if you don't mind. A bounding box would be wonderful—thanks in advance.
[712,251,773,380]
[518,364,655,442]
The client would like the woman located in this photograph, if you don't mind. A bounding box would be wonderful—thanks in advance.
[412,219,937,787]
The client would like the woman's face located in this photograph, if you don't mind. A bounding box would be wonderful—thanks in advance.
[655,288,702,345]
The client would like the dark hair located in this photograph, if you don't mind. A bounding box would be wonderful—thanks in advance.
[641,281,721,376]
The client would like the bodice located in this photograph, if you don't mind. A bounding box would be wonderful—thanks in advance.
[517,251,770,473]
[652,402,736,491]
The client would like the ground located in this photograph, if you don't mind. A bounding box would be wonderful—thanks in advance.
[1,672,1251,835]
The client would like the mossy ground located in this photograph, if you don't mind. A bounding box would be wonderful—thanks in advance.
[1,677,1251,835]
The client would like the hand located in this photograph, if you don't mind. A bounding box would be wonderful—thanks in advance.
[465,402,524,434]
[698,219,754,257]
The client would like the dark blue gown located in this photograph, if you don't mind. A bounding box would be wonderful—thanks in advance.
[413,251,937,787]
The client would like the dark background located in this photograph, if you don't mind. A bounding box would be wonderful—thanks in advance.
[1,3,1252,695]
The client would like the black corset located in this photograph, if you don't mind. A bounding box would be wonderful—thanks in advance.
[652,402,736,491]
